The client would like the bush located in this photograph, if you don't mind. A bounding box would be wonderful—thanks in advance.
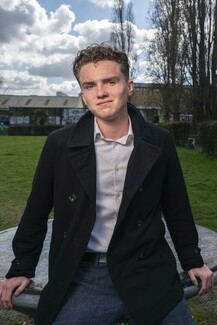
[8,125,63,136]
[198,121,217,155]
[0,126,8,135]
[160,122,192,147]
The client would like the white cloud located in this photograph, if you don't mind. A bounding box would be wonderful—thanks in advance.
[73,19,112,44]
[47,80,80,96]
[88,0,131,8]
[29,55,73,79]
[0,69,48,95]
[0,0,154,96]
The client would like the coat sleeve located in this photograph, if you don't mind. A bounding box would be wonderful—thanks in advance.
[161,132,204,271]
[5,134,56,279]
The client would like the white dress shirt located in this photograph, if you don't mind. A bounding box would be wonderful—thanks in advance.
[87,117,134,252]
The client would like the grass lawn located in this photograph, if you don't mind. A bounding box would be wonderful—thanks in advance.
[178,148,217,232]
[1,135,216,231]
[0,136,46,230]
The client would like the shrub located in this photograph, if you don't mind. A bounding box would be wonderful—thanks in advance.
[160,122,192,147]
[0,125,8,135]
[198,121,217,155]
[8,125,63,136]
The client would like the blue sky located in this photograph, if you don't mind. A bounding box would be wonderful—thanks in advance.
[0,0,153,96]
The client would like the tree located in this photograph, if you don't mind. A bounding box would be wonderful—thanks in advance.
[182,0,217,123]
[30,108,50,126]
[148,0,188,121]
[149,0,217,124]
[211,0,217,119]
[110,0,138,78]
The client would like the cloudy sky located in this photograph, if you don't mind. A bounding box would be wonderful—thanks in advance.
[0,0,154,96]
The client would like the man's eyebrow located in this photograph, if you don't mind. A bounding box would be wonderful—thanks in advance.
[81,81,95,87]
[81,76,120,87]
[103,76,119,82]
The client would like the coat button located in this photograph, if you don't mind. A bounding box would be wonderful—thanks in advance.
[138,185,143,192]
[194,248,199,253]
[69,194,77,202]
[136,219,143,227]
[63,231,68,238]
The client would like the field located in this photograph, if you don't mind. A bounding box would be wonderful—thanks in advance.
[0,135,217,324]
[0,136,46,230]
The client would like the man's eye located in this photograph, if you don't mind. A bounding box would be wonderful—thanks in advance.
[84,84,94,90]
[108,80,116,85]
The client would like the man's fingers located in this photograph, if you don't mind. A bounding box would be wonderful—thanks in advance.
[188,272,198,286]
[0,281,13,309]
[188,264,214,297]
[14,278,30,296]
[0,277,30,309]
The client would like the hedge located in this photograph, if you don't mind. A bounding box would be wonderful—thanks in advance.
[8,125,63,136]
[160,122,192,147]
[198,121,217,155]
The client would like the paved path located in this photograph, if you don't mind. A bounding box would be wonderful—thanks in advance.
[0,220,217,315]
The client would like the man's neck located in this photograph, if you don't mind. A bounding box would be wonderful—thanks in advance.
[96,116,129,140]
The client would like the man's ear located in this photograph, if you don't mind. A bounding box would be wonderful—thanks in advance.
[80,92,87,106]
[128,80,134,96]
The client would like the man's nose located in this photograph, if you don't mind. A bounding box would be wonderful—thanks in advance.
[96,85,108,97]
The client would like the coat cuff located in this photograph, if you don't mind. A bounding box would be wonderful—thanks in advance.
[177,246,204,271]
[5,258,36,279]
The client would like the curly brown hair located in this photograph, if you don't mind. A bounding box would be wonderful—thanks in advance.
[72,43,130,82]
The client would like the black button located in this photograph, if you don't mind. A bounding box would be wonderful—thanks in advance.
[63,231,68,238]
[136,219,143,227]
[140,252,145,259]
[69,194,77,202]
[138,186,143,192]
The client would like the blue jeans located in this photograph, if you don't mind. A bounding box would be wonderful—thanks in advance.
[52,263,194,324]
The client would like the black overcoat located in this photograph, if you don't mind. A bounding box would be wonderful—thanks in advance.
[6,104,204,325]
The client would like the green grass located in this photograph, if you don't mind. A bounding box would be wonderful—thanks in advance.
[177,148,217,232]
[0,136,217,232]
[0,136,46,230]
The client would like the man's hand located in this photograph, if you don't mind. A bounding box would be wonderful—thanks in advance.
[0,277,30,309]
[188,264,214,296]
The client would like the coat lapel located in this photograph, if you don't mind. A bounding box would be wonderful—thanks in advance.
[116,137,162,228]
[67,112,96,204]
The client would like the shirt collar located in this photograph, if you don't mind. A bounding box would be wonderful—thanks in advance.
[94,117,134,145]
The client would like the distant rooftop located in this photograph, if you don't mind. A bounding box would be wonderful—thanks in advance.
[0,95,84,110]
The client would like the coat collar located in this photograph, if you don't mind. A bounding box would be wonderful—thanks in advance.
[67,102,161,148]
[66,103,162,212]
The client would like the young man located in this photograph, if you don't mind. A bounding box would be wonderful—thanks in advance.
[0,44,213,324]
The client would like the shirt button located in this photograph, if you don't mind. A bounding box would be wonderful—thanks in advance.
[115,168,119,172]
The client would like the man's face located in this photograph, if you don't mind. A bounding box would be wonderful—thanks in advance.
[78,60,134,123]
